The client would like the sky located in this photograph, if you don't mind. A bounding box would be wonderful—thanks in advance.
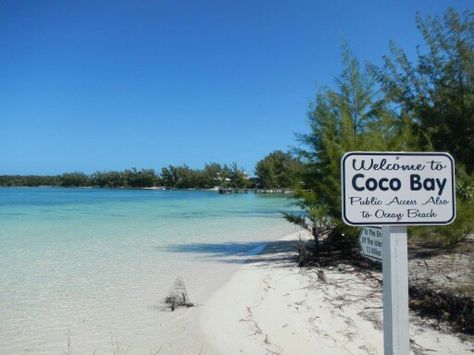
[0,1,471,175]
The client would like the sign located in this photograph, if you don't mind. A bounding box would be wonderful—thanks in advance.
[342,152,457,355]
[359,227,382,262]
[341,152,456,226]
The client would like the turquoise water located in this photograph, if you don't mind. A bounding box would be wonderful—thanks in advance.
[0,188,296,354]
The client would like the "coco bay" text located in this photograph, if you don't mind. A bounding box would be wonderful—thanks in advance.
[351,174,447,196]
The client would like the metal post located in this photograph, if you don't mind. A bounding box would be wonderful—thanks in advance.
[382,226,409,355]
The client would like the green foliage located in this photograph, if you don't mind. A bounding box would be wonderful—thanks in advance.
[60,172,89,187]
[0,163,252,189]
[201,163,224,188]
[160,167,175,188]
[290,46,416,242]
[371,8,474,173]
[227,162,249,188]
[90,171,125,188]
[368,8,474,244]
[123,168,158,187]
[255,150,303,188]
[288,8,474,247]
[411,171,474,245]
[0,175,58,186]
[163,165,199,189]
[283,188,332,247]
[159,163,249,189]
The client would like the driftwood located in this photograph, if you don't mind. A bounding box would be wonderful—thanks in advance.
[164,277,194,311]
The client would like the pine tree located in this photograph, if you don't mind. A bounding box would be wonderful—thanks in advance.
[286,46,416,247]
[372,8,474,172]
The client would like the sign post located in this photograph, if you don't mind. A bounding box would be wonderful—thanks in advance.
[382,226,409,355]
[341,152,456,355]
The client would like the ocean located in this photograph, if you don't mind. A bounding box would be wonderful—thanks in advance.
[0,187,297,354]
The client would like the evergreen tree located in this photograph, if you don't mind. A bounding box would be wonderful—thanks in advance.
[372,8,474,172]
[201,163,224,188]
[255,150,303,188]
[286,46,416,247]
[228,162,248,188]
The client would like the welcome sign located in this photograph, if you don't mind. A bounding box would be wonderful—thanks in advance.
[341,152,456,226]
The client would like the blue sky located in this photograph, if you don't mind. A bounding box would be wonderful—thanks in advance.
[0,1,471,175]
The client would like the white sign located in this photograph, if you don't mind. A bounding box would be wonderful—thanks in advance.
[341,152,456,226]
[359,227,382,261]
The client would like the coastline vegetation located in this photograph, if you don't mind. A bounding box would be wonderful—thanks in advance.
[0,154,302,190]
[284,8,474,248]
[281,9,474,335]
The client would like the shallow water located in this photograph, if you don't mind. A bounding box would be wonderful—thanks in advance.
[0,188,296,354]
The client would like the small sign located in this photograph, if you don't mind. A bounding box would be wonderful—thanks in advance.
[341,152,456,226]
[359,227,382,262]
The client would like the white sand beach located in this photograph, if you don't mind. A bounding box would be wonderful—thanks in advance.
[199,231,473,355]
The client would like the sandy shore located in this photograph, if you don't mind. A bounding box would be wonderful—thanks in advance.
[199,231,473,354]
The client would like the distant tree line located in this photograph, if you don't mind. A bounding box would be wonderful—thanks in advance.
[0,157,302,189]
[0,169,159,188]
[255,150,303,189]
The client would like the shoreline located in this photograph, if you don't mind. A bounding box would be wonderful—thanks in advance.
[199,231,473,354]
[0,185,294,194]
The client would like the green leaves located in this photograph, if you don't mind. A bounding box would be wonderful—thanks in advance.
[374,8,474,172]
[287,8,474,247]
[286,44,419,245]
[255,150,303,189]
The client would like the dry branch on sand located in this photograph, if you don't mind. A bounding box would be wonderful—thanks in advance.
[164,277,194,311]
